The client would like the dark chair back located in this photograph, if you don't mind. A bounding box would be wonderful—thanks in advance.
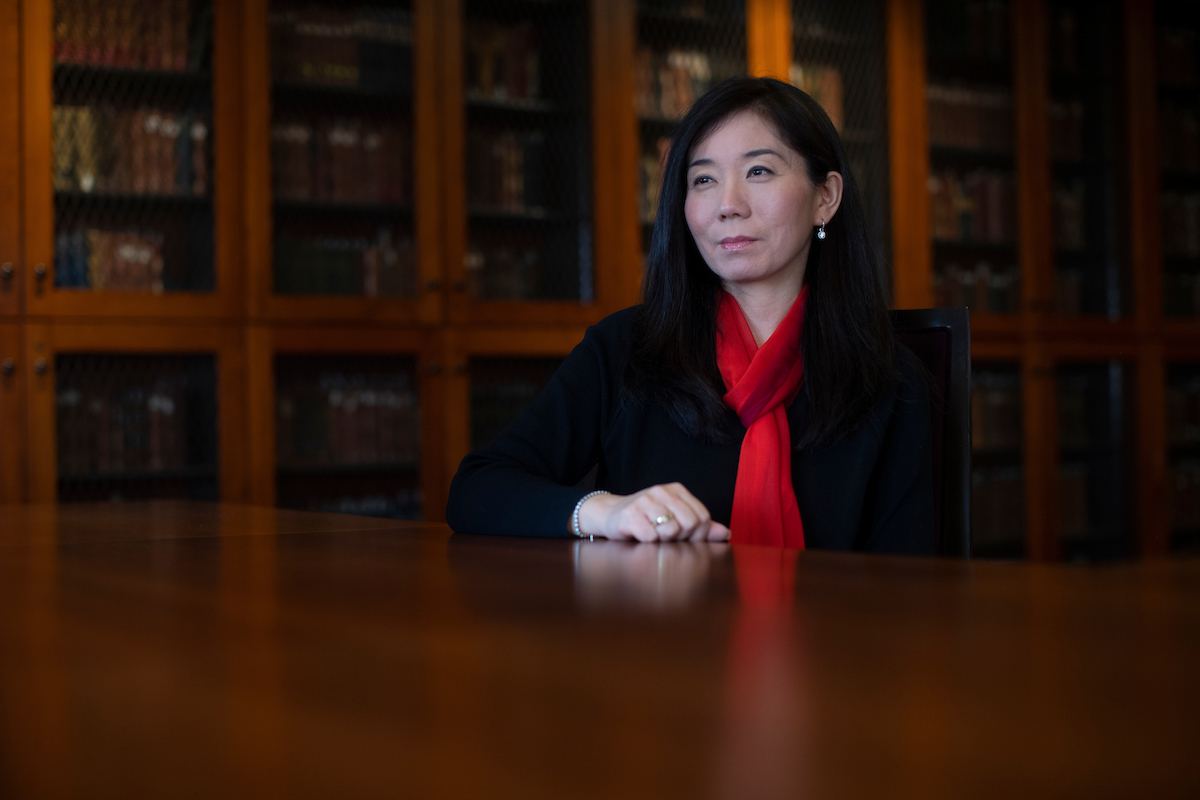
[889,308,971,557]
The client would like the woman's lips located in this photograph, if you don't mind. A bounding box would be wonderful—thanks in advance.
[719,236,756,251]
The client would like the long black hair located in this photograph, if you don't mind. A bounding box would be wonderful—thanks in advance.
[625,76,895,450]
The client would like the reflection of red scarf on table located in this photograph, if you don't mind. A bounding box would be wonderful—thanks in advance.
[716,288,808,548]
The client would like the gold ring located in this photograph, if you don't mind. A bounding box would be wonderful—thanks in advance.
[654,513,674,526]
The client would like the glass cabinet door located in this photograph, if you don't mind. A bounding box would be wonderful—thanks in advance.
[275,354,422,519]
[926,0,1020,315]
[1166,363,1200,552]
[50,0,217,295]
[468,356,564,450]
[1056,361,1133,560]
[1045,0,1128,318]
[635,0,746,252]
[268,1,417,300]
[791,0,890,275]
[460,0,592,302]
[55,353,218,501]
[1157,4,1200,317]
[971,361,1025,557]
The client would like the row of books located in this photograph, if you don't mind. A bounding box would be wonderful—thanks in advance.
[1053,179,1086,252]
[972,371,1021,449]
[929,168,1017,244]
[272,120,410,205]
[1158,27,1196,88]
[1049,99,1085,161]
[639,137,671,223]
[270,7,412,93]
[927,85,1013,153]
[931,0,1010,63]
[464,237,543,300]
[464,21,539,103]
[274,228,416,298]
[1166,374,1200,445]
[1057,374,1095,450]
[54,0,202,71]
[1160,192,1200,257]
[56,379,195,476]
[1054,269,1095,317]
[1170,460,1200,531]
[933,261,1019,314]
[466,128,545,212]
[276,374,420,468]
[635,48,736,121]
[54,105,210,196]
[971,467,1024,547]
[311,490,423,521]
[1048,8,1079,75]
[789,63,845,132]
[1163,271,1200,318]
[1059,464,1091,540]
[55,229,165,292]
[1158,103,1200,173]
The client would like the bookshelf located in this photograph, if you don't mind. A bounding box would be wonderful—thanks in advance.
[792,0,891,274]
[635,0,747,251]
[0,0,1191,562]
[1166,362,1200,551]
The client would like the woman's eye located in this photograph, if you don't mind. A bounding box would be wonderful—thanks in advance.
[748,166,770,177]
[692,175,712,186]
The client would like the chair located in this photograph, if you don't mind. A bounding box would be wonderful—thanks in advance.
[889,308,971,558]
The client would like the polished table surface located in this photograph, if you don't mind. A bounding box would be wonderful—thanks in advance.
[1,502,1198,799]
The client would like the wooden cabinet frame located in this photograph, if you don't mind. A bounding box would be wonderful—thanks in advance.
[241,0,445,325]
[0,324,26,503]
[246,326,445,518]
[441,326,587,513]
[23,323,249,503]
[20,0,245,319]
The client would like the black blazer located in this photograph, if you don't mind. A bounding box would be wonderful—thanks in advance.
[447,307,935,554]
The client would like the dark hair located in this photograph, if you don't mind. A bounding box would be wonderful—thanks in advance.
[625,76,895,450]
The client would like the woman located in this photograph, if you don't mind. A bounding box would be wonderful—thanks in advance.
[447,77,933,554]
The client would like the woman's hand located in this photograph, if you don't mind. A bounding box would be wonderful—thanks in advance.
[575,483,731,542]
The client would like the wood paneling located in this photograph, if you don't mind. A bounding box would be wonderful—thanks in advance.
[747,0,792,80]
[887,0,932,309]
[0,324,25,502]
[0,0,21,317]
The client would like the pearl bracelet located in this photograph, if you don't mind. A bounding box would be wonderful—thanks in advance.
[572,490,610,538]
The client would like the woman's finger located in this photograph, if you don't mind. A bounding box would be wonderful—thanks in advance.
[706,521,732,541]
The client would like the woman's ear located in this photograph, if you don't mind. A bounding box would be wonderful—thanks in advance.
[815,171,844,225]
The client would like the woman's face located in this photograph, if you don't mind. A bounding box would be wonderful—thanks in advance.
[684,110,839,295]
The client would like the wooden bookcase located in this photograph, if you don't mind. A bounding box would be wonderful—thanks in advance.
[0,0,1190,559]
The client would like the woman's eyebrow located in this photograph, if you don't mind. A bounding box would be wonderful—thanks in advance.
[687,157,714,169]
[744,148,784,159]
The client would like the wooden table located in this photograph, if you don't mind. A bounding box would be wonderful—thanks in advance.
[1,502,1197,799]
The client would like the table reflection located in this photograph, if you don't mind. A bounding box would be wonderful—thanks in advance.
[572,539,730,612]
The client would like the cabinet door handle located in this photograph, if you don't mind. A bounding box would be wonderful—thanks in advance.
[34,358,47,376]
[1,358,13,375]
[33,264,46,296]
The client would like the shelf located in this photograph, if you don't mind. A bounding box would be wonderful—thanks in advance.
[55,190,212,211]
[971,447,1023,467]
[636,7,746,37]
[273,199,413,218]
[929,145,1014,169]
[933,239,1018,253]
[272,79,412,109]
[639,116,680,140]
[277,462,419,477]
[1060,445,1121,461]
[794,25,875,50]
[467,206,574,223]
[53,62,211,105]
[59,467,217,483]
[926,57,1011,86]
[465,96,565,118]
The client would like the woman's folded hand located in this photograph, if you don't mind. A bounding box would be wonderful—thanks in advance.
[576,483,732,542]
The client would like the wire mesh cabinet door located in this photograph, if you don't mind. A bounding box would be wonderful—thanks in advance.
[22,0,244,319]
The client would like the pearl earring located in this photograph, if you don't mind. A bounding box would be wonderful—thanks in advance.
[816,220,826,240]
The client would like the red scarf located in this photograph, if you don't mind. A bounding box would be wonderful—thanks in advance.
[716,288,807,548]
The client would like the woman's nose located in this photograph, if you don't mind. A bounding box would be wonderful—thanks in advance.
[718,181,749,220]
